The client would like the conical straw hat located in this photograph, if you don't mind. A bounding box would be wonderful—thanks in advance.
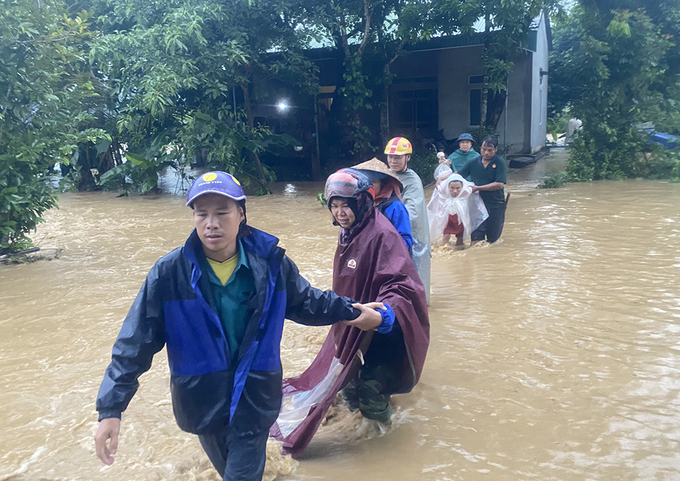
[352,157,402,188]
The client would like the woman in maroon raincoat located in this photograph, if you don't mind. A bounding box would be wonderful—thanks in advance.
[271,168,429,457]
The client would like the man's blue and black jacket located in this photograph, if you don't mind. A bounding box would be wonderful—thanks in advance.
[96,226,360,435]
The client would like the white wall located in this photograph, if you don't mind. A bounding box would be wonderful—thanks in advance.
[496,53,532,154]
[529,11,550,152]
[396,12,551,155]
[437,46,531,154]
[437,46,484,139]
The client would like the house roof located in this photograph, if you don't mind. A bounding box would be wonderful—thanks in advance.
[406,12,551,54]
[304,10,550,59]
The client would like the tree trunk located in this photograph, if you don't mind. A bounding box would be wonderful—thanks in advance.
[480,79,489,131]
[311,99,322,180]
[78,146,98,191]
[487,89,507,131]
[380,63,390,147]
[480,13,491,131]
[240,81,268,191]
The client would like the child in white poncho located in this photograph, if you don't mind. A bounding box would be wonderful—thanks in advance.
[427,173,489,248]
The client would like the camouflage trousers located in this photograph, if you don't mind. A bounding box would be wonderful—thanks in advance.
[342,363,400,423]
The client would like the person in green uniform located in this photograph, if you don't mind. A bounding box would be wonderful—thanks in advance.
[457,135,507,245]
[447,133,478,177]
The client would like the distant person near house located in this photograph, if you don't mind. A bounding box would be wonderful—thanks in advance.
[566,119,582,144]
[456,135,507,245]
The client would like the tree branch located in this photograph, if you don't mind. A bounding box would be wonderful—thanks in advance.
[339,10,351,59]
[390,38,406,64]
[357,0,373,56]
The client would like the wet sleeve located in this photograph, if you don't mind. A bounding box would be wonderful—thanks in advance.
[281,255,360,326]
[376,304,395,334]
[401,179,425,222]
[385,202,413,252]
[96,265,166,421]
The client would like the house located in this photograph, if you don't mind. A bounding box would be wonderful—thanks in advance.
[389,11,551,155]
[252,11,551,180]
[308,11,551,156]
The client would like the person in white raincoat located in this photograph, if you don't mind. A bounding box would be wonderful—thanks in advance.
[427,173,488,249]
[385,136,431,304]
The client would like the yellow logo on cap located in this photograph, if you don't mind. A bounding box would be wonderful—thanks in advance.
[202,173,218,181]
[232,176,241,186]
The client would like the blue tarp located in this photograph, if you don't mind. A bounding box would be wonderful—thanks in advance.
[643,129,680,149]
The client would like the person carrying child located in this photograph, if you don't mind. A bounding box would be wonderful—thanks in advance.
[427,173,488,249]
[456,135,507,245]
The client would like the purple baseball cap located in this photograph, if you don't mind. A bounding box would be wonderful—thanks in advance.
[186,171,246,207]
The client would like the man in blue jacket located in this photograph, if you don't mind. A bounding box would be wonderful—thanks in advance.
[94,172,385,481]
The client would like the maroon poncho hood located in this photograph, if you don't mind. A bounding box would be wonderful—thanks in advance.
[270,207,429,457]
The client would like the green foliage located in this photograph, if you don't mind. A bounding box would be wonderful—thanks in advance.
[89,0,319,191]
[635,148,680,182]
[314,0,562,153]
[547,110,570,140]
[550,1,680,181]
[477,1,563,129]
[408,151,438,186]
[0,1,107,254]
[537,171,570,188]
[175,108,301,192]
[99,152,172,194]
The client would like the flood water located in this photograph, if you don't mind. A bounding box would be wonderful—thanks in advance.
[2,152,680,481]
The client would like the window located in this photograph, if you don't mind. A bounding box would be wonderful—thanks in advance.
[318,85,336,111]
[470,89,481,126]
[469,75,484,85]
[391,89,438,137]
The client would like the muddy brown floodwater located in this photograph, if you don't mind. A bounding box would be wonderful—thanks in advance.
[2,151,680,481]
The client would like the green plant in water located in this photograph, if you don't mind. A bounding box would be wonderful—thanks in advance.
[537,171,570,189]
[0,3,107,254]
[99,153,173,195]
